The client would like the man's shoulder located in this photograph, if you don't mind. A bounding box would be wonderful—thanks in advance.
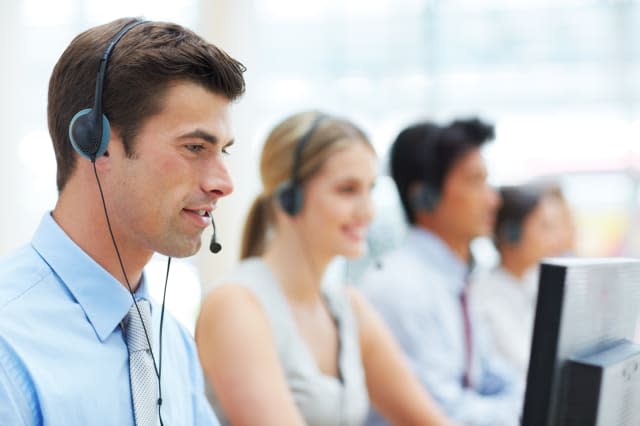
[0,245,52,311]
[164,309,196,347]
[358,244,444,311]
[151,301,200,360]
[362,243,441,286]
[153,307,208,388]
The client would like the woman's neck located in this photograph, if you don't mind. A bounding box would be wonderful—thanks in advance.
[500,249,533,280]
[263,231,330,305]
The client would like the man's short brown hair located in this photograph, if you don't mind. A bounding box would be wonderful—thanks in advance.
[48,17,246,191]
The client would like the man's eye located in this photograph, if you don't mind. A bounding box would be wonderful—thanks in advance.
[186,144,205,153]
[339,186,357,193]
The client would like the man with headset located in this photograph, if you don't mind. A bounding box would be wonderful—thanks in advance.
[0,18,245,425]
[360,118,523,426]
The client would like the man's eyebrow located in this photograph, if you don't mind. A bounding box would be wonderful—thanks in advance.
[178,129,219,145]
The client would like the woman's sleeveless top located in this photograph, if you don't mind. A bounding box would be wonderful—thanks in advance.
[206,257,369,426]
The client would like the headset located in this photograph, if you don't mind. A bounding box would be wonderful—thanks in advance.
[496,186,545,246]
[67,19,170,426]
[274,113,351,423]
[277,114,328,216]
[410,182,441,212]
[408,125,444,213]
[500,219,522,245]
[209,215,222,253]
[69,19,147,161]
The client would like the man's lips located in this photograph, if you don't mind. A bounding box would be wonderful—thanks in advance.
[184,208,211,217]
[182,208,213,228]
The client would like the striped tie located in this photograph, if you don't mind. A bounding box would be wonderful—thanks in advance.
[125,300,158,426]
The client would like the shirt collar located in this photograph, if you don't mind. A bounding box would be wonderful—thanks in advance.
[31,212,151,342]
[496,265,539,300]
[406,226,470,295]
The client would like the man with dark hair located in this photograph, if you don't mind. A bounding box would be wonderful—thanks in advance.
[361,118,523,426]
[0,18,245,425]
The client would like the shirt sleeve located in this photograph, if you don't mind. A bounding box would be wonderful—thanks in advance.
[363,273,522,426]
[474,320,526,411]
[177,329,220,426]
[192,364,220,426]
[0,337,39,426]
[472,282,530,375]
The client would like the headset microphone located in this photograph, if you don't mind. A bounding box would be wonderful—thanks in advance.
[209,215,222,254]
[374,257,383,270]
[366,232,383,270]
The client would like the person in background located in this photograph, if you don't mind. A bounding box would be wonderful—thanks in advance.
[548,184,576,256]
[196,111,455,426]
[359,118,523,426]
[0,17,245,425]
[471,183,575,376]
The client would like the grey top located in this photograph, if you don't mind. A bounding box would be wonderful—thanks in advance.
[206,257,369,426]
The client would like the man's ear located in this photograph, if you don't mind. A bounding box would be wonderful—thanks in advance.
[93,152,111,171]
[93,128,122,170]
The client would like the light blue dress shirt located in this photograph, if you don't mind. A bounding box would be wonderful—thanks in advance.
[360,227,523,426]
[0,213,219,426]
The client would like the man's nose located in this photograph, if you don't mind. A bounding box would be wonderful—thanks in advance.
[203,158,233,198]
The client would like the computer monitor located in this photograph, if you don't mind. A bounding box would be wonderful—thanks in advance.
[522,258,640,426]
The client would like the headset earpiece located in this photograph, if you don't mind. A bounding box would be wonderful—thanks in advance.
[501,220,522,244]
[411,182,441,212]
[69,108,111,160]
[419,184,440,211]
[278,181,304,216]
[68,19,146,162]
[278,113,327,217]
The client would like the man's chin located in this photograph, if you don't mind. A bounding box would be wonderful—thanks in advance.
[156,239,202,258]
[469,230,491,241]
[478,222,496,237]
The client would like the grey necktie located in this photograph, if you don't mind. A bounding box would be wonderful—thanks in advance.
[125,300,158,426]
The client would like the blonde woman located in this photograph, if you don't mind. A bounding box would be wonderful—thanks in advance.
[196,111,454,426]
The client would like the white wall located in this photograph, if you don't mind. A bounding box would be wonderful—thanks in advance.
[2,1,639,328]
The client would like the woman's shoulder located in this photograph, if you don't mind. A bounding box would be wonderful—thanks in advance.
[223,257,270,283]
[200,281,264,323]
[205,257,275,295]
[204,258,294,334]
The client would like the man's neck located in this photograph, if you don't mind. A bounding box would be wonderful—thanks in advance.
[416,222,471,264]
[53,187,150,291]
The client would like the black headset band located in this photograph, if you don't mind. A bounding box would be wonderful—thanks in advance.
[92,19,148,132]
[290,113,328,186]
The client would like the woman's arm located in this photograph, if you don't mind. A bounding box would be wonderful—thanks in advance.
[347,286,457,426]
[195,284,305,426]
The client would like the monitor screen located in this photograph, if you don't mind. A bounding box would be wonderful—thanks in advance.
[522,257,640,426]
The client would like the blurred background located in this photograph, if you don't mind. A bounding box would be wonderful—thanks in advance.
[1,0,638,332]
